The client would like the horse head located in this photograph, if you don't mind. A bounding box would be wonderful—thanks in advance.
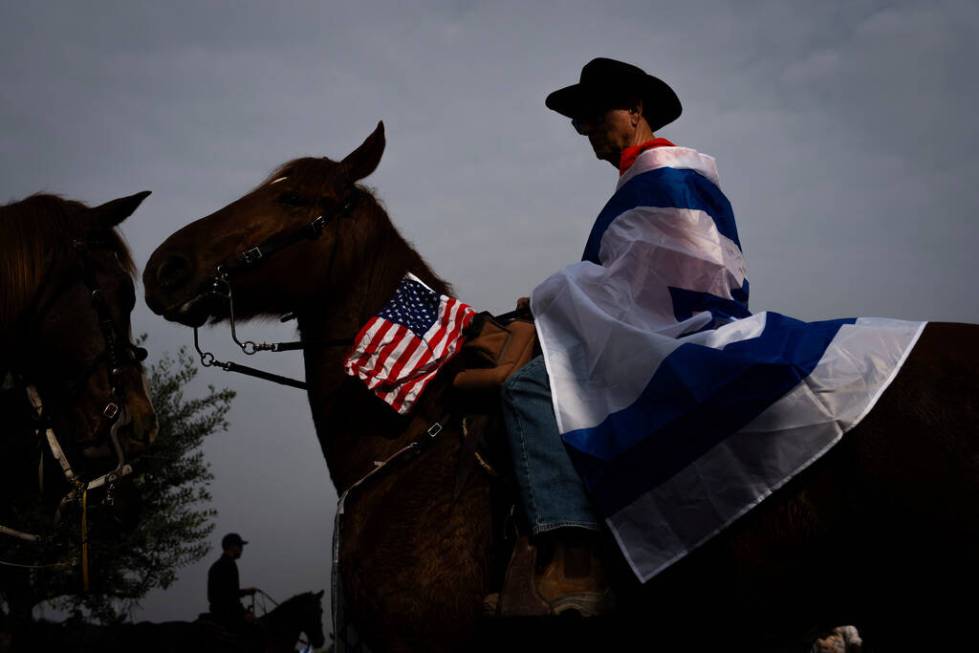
[0,191,158,523]
[144,122,388,328]
[262,590,326,651]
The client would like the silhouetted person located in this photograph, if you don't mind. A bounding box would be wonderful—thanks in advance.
[207,532,257,630]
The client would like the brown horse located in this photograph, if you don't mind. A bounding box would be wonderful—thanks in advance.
[1,192,158,623]
[144,123,979,651]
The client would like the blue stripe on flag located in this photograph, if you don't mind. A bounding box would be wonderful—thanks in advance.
[669,279,752,330]
[582,167,741,265]
[562,313,855,515]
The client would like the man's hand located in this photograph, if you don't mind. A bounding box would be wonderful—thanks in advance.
[516,297,530,313]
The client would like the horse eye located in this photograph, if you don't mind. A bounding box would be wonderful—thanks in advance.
[277,192,308,207]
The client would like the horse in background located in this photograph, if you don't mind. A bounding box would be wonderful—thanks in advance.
[143,122,979,651]
[0,192,157,623]
[21,589,326,653]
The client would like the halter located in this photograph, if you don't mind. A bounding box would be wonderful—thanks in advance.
[71,238,148,418]
[1,237,147,555]
[192,192,359,390]
[26,384,134,516]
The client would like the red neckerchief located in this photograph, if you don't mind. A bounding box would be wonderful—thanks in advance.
[618,138,676,176]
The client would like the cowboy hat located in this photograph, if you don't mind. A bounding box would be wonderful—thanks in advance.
[545,57,682,132]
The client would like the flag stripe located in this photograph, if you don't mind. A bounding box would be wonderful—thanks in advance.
[380,334,427,389]
[425,298,458,357]
[344,316,384,372]
[352,319,397,375]
[387,300,473,411]
[367,325,412,388]
[582,167,740,265]
[344,273,476,414]
[616,145,719,188]
[563,313,854,515]
[606,317,926,582]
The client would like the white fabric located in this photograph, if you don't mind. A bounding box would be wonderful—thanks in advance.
[531,145,925,581]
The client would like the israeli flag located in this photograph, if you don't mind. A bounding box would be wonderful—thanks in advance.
[532,146,925,582]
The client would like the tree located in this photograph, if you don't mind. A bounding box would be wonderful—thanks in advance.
[22,347,234,622]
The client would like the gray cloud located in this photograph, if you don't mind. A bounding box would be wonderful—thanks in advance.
[3,0,977,632]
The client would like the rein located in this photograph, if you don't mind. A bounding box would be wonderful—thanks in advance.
[192,193,359,390]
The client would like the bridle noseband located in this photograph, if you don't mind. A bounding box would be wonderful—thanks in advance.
[192,191,359,390]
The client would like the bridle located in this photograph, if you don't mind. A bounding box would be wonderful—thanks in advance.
[71,238,148,420]
[1,237,148,547]
[191,191,359,390]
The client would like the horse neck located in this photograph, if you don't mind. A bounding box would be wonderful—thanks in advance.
[296,204,451,492]
[260,599,303,651]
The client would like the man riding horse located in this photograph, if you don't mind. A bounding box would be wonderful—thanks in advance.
[143,56,949,649]
[498,57,922,617]
[206,532,258,631]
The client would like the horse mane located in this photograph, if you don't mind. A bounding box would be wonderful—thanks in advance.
[258,157,453,299]
[0,194,136,331]
[274,590,315,608]
[262,590,316,629]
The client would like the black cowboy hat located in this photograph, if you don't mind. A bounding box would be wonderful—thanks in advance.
[545,57,682,132]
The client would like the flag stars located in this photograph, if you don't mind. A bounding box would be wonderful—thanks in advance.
[378,278,441,337]
[345,273,476,414]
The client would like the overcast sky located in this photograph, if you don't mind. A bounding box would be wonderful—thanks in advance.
[2,0,977,636]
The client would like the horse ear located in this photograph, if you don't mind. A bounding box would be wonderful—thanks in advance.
[88,191,152,230]
[340,121,385,182]
[316,589,325,599]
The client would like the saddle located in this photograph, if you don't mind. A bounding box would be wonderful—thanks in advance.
[454,311,537,393]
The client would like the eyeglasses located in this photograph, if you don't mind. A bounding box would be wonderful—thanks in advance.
[571,108,609,135]
[571,116,595,135]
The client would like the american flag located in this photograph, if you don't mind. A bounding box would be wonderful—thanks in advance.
[343,273,476,414]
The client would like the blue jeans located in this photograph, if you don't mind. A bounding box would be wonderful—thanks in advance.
[501,356,600,535]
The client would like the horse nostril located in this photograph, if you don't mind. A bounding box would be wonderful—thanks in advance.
[143,413,159,445]
[157,253,193,291]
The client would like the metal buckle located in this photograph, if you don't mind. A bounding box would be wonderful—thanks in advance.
[310,215,327,233]
[241,247,264,265]
[103,403,120,420]
[426,422,443,438]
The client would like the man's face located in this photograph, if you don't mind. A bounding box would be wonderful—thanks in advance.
[224,544,243,559]
[573,106,637,163]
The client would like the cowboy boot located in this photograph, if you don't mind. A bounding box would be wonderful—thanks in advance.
[492,535,551,617]
[535,528,614,616]
[496,529,614,617]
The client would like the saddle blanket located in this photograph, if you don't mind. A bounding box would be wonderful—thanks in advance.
[531,144,925,581]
